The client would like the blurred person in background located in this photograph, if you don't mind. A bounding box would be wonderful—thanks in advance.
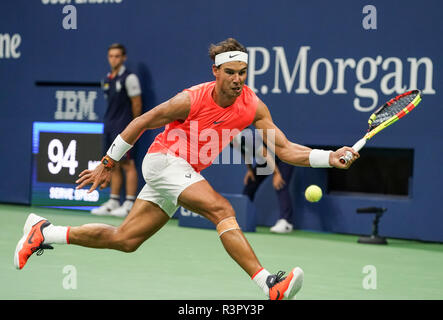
[231,130,295,233]
[92,43,142,217]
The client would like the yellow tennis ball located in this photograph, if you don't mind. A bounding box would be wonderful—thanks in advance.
[305,185,322,202]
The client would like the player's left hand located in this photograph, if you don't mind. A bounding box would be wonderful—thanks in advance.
[330,147,360,169]
[75,163,112,193]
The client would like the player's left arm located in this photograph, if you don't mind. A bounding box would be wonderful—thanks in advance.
[252,99,359,169]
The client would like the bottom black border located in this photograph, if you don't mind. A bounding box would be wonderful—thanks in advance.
[2,300,442,318]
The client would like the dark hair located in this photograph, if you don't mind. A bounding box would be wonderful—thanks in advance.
[108,43,126,56]
[208,38,247,62]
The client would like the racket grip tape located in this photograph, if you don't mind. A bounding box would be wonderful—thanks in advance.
[339,138,366,164]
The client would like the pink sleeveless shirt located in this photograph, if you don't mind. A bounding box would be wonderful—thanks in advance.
[148,81,258,172]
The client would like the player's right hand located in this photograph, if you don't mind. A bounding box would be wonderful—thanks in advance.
[330,147,360,169]
[75,163,112,193]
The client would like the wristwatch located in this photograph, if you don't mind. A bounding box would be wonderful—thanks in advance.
[101,155,116,169]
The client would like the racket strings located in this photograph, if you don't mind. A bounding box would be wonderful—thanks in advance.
[370,93,417,129]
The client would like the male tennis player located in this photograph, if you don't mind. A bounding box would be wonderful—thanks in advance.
[14,38,359,300]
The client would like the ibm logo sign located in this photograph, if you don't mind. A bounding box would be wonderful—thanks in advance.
[54,90,98,121]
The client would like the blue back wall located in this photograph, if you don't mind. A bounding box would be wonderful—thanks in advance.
[1,0,442,241]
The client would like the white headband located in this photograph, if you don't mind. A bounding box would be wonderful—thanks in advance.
[214,51,248,67]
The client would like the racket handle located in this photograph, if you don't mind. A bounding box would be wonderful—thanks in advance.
[339,138,366,164]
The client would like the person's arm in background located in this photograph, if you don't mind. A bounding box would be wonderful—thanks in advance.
[255,143,285,191]
[126,73,143,118]
[232,133,282,187]
[130,95,142,118]
[231,133,257,185]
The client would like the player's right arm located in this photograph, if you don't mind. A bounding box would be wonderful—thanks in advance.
[120,91,191,145]
[76,92,191,192]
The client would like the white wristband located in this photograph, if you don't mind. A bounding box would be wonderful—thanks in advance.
[106,134,133,161]
[309,149,332,168]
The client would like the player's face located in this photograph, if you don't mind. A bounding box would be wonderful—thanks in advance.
[107,48,126,70]
[214,61,248,98]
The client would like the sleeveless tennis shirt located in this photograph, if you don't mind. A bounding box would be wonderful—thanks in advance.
[148,81,258,172]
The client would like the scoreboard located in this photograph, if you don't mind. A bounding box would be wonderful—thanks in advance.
[31,122,109,209]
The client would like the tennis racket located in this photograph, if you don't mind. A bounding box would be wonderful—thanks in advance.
[340,90,422,164]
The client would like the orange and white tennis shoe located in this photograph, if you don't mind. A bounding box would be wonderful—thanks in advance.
[14,213,53,270]
[267,267,304,300]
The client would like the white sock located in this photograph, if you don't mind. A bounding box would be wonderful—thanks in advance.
[110,194,120,203]
[43,224,70,245]
[252,268,271,296]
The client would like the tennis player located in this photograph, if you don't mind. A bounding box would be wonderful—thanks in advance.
[14,38,359,300]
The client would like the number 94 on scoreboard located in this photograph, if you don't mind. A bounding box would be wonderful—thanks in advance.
[31,122,109,209]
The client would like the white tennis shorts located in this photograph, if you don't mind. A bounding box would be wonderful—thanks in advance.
[137,152,205,217]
